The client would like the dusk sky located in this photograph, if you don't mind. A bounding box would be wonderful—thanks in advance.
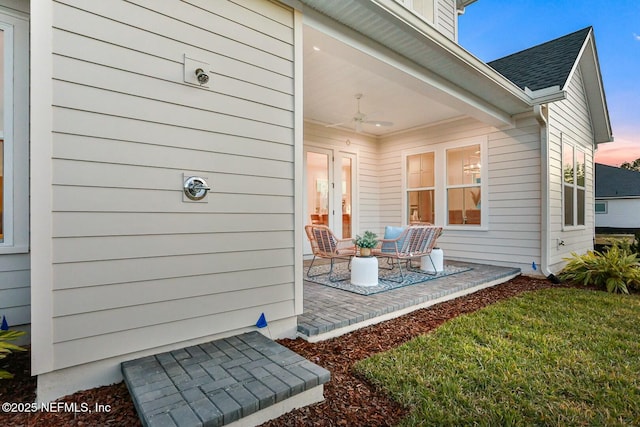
[458,0,640,167]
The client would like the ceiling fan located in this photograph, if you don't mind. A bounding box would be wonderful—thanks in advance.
[326,93,394,133]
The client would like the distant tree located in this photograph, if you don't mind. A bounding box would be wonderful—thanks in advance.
[620,158,640,172]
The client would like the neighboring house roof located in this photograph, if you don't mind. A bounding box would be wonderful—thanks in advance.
[488,27,591,91]
[595,163,640,198]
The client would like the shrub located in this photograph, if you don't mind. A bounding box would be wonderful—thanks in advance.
[0,329,26,379]
[559,244,640,294]
[630,232,640,256]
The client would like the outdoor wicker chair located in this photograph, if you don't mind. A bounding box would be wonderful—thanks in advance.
[373,225,443,282]
[305,224,357,282]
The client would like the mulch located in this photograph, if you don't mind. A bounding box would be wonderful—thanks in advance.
[0,275,562,426]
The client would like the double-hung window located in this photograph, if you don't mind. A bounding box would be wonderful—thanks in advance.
[563,141,586,227]
[406,152,435,224]
[446,144,481,226]
[404,139,485,227]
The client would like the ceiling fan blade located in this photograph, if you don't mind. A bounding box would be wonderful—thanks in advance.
[325,121,349,128]
[364,120,394,127]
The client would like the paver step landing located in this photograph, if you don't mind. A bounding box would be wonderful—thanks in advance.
[122,331,330,427]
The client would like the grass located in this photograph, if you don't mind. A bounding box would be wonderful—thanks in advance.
[355,288,640,426]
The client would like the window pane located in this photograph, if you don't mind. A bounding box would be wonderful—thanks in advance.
[407,152,433,189]
[407,154,421,188]
[595,201,607,213]
[563,143,574,184]
[447,187,481,225]
[408,190,434,224]
[341,157,352,238]
[447,144,481,186]
[577,188,585,225]
[307,152,329,226]
[420,152,434,187]
[576,151,585,187]
[564,184,574,226]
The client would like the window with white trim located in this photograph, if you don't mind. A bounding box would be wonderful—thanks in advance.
[403,139,485,228]
[446,144,481,226]
[406,151,435,224]
[0,13,29,253]
[563,142,586,227]
[595,201,607,214]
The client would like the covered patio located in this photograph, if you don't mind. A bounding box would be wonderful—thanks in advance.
[298,259,520,342]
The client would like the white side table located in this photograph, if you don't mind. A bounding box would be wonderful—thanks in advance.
[351,256,378,286]
[421,248,444,273]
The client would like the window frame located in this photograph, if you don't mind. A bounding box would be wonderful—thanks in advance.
[594,201,607,214]
[405,150,436,224]
[402,136,487,230]
[562,139,587,230]
[445,143,483,228]
[0,12,29,254]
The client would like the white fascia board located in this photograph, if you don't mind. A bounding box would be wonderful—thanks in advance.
[303,11,515,127]
[524,86,567,104]
[563,30,613,144]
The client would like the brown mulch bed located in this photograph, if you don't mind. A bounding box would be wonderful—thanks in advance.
[0,275,562,426]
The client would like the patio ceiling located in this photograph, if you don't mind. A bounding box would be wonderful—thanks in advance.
[303,26,463,137]
[298,0,537,137]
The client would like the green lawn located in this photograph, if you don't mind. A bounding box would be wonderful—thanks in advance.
[355,288,640,426]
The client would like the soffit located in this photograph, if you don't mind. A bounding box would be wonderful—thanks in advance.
[296,0,533,115]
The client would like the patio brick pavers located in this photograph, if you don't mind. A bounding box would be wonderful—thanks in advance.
[122,331,330,427]
[299,260,520,339]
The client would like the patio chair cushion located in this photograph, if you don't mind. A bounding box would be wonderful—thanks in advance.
[380,226,406,253]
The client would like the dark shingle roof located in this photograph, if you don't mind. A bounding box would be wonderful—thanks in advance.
[596,163,640,198]
[488,27,591,91]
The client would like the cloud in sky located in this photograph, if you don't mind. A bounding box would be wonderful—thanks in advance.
[634,33,640,41]
[595,135,640,167]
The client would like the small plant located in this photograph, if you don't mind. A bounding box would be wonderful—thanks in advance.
[0,329,27,379]
[353,231,378,249]
[559,244,640,294]
[630,231,640,256]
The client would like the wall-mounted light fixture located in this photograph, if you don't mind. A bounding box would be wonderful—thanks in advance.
[195,68,209,85]
[184,55,211,88]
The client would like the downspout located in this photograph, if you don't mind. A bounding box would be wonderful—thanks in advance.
[534,104,561,283]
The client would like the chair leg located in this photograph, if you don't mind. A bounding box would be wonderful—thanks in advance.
[377,257,395,270]
[306,256,320,278]
[307,257,350,282]
[408,255,438,276]
[328,258,350,282]
[385,258,406,283]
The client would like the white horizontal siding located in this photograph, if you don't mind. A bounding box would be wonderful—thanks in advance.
[49,0,296,369]
[53,212,293,237]
[596,199,640,228]
[378,117,541,271]
[436,0,455,40]
[0,254,30,326]
[548,65,596,267]
[52,300,294,370]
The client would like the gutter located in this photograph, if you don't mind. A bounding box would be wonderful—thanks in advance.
[534,105,561,283]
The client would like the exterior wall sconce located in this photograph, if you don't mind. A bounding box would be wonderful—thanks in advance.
[184,55,210,88]
[195,68,209,85]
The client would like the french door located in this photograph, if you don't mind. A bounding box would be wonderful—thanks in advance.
[304,147,356,253]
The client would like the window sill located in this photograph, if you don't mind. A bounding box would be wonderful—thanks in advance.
[562,225,587,232]
[444,225,489,232]
[0,244,29,255]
